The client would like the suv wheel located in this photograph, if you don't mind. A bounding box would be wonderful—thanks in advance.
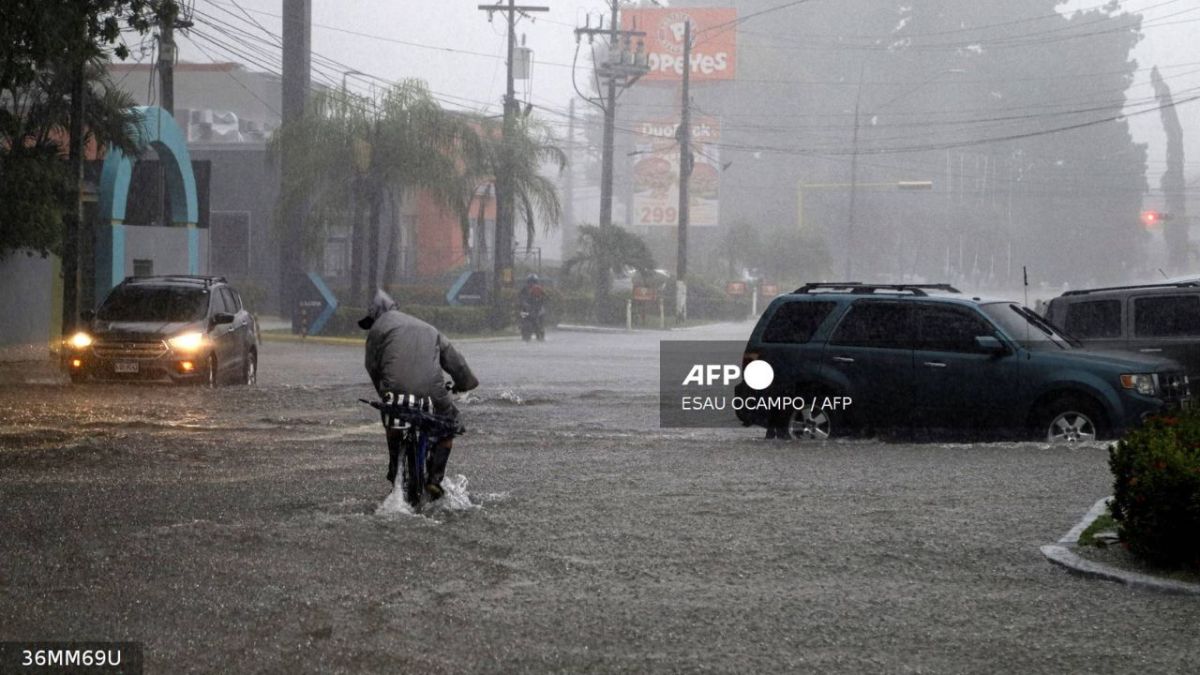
[242,348,257,386]
[1039,396,1103,443]
[788,406,837,440]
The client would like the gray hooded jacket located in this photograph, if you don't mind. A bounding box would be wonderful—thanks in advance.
[362,291,479,415]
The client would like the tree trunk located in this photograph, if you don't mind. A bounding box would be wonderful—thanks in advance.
[492,179,512,308]
[383,189,401,287]
[349,180,365,305]
[367,180,382,294]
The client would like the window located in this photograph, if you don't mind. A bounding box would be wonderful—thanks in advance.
[829,302,912,349]
[1063,300,1122,339]
[762,301,835,343]
[219,288,238,314]
[1134,295,1200,337]
[914,304,996,353]
[211,288,231,314]
[99,287,208,322]
[133,259,154,277]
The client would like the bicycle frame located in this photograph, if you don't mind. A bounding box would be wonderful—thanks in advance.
[360,392,461,510]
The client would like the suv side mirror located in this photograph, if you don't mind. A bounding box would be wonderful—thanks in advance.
[212,312,235,325]
[975,335,1007,354]
[80,309,95,322]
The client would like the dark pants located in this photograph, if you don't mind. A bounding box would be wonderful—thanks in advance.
[386,428,452,485]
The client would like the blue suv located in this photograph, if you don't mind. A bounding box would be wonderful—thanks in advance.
[734,283,1190,442]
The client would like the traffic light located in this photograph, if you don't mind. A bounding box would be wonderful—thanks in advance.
[1141,210,1169,229]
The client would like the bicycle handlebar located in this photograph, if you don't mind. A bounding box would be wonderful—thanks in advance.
[358,397,465,435]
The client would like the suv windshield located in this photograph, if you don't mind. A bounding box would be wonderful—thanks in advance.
[98,286,209,323]
[981,302,1078,350]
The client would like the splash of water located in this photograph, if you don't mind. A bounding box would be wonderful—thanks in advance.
[426,474,478,513]
[375,474,477,517]
[375,485,417,516]
[498,389,524,405]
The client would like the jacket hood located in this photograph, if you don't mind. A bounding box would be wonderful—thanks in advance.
[358,289,398,330]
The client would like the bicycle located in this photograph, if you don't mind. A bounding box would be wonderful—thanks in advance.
[360,387,464,511]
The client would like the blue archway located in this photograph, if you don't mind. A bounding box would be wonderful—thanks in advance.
[96,106,200,293]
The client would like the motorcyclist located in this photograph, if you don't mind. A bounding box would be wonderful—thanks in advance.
[517,273,546,340]
[359,290,479,498]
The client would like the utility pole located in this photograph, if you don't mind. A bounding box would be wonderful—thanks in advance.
[61,25,86,342]
[281,0,311,328]
[575,2,646,229]
[575,2,648,317]
[479,1,548,314]
[599,1,618,229]
[157,1,178,116]
[675,20,691,322]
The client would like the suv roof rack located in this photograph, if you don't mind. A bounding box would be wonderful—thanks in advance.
[1060,281,1200,297]
[122,274,228,287]
[792,282,961,297]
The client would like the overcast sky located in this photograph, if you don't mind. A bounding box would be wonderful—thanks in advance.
[168,0,1199,182]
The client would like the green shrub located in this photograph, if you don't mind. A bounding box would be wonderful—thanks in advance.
[656,278,751,322]
[1109,411,1200,569]
[321,304,492,336]
[545,288,593,325]
[383,284,451,306]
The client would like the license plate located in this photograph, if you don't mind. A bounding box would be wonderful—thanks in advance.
[114,361,139,374]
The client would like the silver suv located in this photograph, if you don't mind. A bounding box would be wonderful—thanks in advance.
[65,275,260,386]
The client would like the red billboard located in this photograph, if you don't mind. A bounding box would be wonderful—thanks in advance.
[621,8,737,82]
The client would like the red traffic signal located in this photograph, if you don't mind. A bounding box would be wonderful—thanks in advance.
[1141,210,1170,229]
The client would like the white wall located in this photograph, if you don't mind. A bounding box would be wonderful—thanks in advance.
[0,251,58,361]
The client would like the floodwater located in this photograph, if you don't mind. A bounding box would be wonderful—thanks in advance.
[2,325,1198,673]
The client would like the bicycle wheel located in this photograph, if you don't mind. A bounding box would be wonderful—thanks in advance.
[401,432,424,509]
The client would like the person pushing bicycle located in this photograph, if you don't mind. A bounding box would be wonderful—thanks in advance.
[359,289,479,499]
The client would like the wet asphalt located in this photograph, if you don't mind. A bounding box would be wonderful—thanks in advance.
[1,323,1199,673]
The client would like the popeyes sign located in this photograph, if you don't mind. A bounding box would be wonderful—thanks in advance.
[621,8,737,82]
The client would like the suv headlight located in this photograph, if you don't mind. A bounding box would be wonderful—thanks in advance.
[67,332,93,349]
[167,331,207,353]
[1120,373,1158,396]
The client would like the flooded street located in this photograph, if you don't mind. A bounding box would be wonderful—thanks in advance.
[2,323,1198,673]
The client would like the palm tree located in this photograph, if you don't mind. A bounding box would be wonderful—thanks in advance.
[459,115,565,304]
[1,58,142,258]
[269,80,476,304]
[268,87,370,290]
[366,81,478,294]
[564,224,656,296]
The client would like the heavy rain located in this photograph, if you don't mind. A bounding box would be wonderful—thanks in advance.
[2,1,1200,673]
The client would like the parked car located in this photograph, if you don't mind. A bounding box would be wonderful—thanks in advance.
[65,275,260,386]
[1045,282,1200,383]
[735,283,1190,442]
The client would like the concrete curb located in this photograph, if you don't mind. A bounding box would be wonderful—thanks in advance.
[554,324,637,334]
[1041,496,1200,595]
[261,333,520,346]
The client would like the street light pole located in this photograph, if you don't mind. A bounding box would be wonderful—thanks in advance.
[845,67,964,280]
[845,80,863,280]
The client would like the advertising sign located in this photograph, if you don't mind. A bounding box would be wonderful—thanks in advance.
[621,8,737,82]
[631,118,720,227]
[633,286,657,302]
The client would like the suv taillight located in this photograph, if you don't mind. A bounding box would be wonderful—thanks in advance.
[742,351,759,368]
